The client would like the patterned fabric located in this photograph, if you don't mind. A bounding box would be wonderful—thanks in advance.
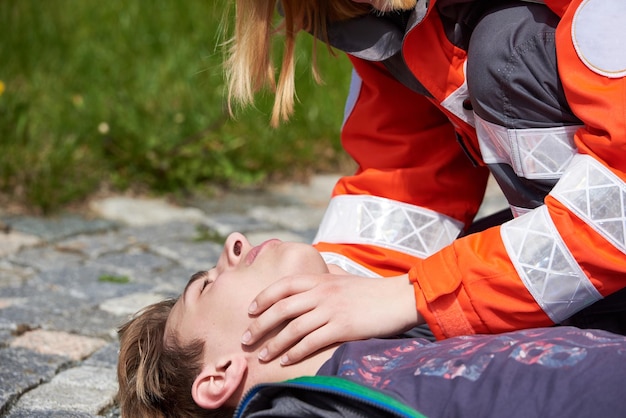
[318,327,626,417]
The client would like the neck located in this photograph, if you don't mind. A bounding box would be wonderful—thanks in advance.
[243,343,339,396]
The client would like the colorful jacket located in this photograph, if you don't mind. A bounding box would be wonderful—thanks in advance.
[234,327,626,417]
[311,0,626,338]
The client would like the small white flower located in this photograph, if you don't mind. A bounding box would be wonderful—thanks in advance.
[98,122,110,134]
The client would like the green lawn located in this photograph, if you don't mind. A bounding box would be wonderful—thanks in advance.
[0,0,353,213]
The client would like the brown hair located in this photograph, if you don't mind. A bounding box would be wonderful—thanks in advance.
[117,298,234,417]
[223,0,417,126]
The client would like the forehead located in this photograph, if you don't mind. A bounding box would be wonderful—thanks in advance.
[164,272,207,341]
[164,297,184,343]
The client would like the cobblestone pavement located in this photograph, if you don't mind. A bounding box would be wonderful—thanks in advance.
[0,175,506,417]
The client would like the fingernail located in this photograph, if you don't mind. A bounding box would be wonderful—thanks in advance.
[258,348,268,361]
[280,354,289,365]
[248,301,257,314]
[241,331,251,344]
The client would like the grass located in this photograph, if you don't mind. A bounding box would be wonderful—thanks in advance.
[98,274,130,284]
[0,0,354,214]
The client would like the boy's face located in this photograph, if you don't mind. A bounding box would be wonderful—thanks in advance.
[166,232,329,353]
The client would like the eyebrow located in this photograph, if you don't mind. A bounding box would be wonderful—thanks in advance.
[182,270,211,305]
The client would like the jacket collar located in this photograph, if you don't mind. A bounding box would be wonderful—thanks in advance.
[324,1,429,61]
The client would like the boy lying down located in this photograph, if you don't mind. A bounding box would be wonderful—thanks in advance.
[117,232,626,418]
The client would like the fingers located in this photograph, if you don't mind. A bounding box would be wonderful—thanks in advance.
[242,275,322,347]
[247,274,315,316]
[244,276,353,363]
[276,322,344,365]
[241,273,420,366]
[257,312,329,364]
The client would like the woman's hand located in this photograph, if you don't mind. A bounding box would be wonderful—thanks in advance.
[240,272,422,365]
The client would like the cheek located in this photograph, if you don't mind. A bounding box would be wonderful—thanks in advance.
[210,281,257,321]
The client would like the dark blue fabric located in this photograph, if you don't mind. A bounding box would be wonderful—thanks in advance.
[317,327,626,418]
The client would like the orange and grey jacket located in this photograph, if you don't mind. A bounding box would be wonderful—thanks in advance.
[311,0,626,339]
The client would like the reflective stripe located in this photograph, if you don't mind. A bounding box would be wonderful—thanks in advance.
[475,116,580,180]
[501,205,602,323]
[510,205,531,218]
[551,153,626,255]
[440,63,475,128]
[313,195,464,259]
[343,69,362,128]
[320,252,381,278]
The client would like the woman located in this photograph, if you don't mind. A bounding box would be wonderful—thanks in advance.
[224,0,626,365]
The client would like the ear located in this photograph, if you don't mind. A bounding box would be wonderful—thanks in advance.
[192,356,248,410]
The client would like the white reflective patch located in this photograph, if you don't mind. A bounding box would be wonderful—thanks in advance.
[475,116,580,180]
[572,0,626,78]
[501,206,602,323]
[440,62,475,127]
[342,69,362,128]
[313,195,464,259]
[551,154,626,254]
[320,252,381,278]
[510,205,532,218]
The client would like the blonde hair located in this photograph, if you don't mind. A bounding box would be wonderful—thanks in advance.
[117,298,234,417]
[223,0,416,126]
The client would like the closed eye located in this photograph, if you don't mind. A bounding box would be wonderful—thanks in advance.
[200,278,210,294]
[187,270,213,296]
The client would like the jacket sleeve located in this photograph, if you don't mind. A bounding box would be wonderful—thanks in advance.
[410,0,626,339]
[313,55,490,278]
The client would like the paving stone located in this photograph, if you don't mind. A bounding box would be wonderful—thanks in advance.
[99,292,171,317]
[101,405,120,418]
[149,265,199,295]
[118,220,207,244]
[0,231,41,258]
[0,298,26,310]
[26,266,151,303]
[89,196,207,226]
[248,205,326,233]
[0,260,36,288]
[10,330,107,361]
[0,329,12,347]
[83,342,120,369]
[8,247,85,272]
[0,347,66,414]
[56,231,137,259]
[85,249,174,281]
[9,366,117,416]
[186,188,298,215]
[1,215,116,242]
[53,365,117,392]
[0,314,17,332]
[202,213,274,237]
[267,174,338,208]
[151,239,222,270]
[0,302,125,341]
[0,264,152,338]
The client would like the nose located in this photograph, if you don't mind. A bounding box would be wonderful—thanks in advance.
[222,232,249,267]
